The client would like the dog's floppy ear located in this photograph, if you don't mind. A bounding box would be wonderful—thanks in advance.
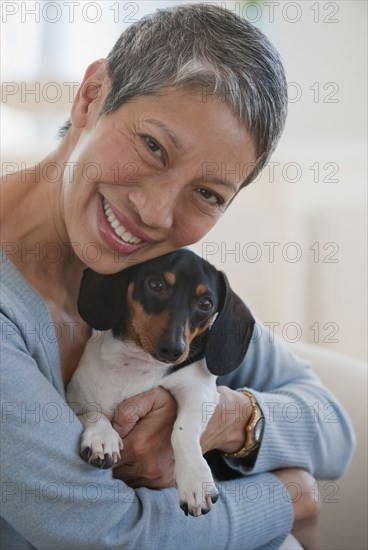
[205,272,255,376]
[77,268,132,330]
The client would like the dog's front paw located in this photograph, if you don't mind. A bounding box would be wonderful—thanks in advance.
[80,425,123,469]
[175,460,219,517]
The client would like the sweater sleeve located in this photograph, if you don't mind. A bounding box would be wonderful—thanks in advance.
[0,312,293,549]
[218,321,356,479]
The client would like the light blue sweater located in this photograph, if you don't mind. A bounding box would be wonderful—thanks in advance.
[0,250,355,549]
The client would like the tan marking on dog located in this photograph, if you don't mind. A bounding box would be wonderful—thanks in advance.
[164,272,176,286]
[184,316,216,346]
[126,283,170,355]
[195,284,207,296]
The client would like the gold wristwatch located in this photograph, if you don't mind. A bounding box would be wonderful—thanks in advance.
[224,389,264,459]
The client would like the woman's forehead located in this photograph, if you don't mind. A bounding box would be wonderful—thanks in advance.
[108,87,256,163]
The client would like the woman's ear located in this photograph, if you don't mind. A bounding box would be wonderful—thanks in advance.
[77,267,131,331]
[70,59,111,129]
[205,272,255,375]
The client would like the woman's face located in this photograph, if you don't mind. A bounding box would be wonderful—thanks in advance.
[63,85,256,273]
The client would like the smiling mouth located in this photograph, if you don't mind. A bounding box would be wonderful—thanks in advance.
[103,199,142,245]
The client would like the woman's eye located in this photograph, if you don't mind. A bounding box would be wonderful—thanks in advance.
[196,188,224,206]
[147,277,165,293]
[144,136,165,163]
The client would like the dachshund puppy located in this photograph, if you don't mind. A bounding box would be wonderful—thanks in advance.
[67,249,254,517]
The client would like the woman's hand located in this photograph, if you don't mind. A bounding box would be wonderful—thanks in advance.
[112,385,251,488]
[112,388,320,549]
[201,385,253,454]
[112,386,177,488]
[273,468,321,550]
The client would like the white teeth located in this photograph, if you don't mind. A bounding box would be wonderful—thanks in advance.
[115,226,125,238]
[102,199,142,244]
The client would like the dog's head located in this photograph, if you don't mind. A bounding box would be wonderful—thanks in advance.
[77,250,255,375]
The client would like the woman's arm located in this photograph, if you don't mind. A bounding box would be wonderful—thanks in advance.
[113,320,355,485]
[217,321,356,478]
[112,387,320,550]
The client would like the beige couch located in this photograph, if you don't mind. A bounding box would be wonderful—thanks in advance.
[289,341,367,550]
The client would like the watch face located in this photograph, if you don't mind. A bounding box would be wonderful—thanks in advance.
[254,417,264,443]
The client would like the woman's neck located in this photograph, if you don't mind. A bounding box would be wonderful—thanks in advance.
[0,145,85,305]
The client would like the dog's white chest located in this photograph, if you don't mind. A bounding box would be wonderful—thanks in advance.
[66,330,220,517]
[66,331,168,419]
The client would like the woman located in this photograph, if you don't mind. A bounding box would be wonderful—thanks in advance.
[1,4,354,549]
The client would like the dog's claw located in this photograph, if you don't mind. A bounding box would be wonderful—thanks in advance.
[177,477,219,517]
[102,453,114,469]
[80,446,92,462]
[112,452,122,465]
[88,453,114,469]
[89,456,103,468]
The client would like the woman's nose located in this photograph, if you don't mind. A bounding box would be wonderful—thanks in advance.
[127,185,177,230]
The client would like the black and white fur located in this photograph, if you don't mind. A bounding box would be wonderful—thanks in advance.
[67,250,254,517]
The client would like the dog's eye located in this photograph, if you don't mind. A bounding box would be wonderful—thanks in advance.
[198,297,213,311]
[147,277,165,293]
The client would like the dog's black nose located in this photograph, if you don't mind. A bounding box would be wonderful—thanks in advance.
[157,340,186,363]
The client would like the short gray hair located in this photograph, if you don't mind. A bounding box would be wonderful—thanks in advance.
[59,3,287,187]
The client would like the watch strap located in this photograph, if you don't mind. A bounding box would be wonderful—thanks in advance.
[223,389,264,459]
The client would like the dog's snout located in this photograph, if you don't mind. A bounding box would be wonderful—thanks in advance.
[157,339,186,363]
